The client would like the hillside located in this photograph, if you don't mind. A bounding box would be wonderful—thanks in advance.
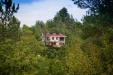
[0,0,113,75]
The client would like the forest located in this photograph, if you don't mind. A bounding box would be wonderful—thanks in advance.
[0,0,113,75]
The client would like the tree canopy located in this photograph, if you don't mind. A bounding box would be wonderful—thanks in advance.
[0,0,19,25]
[72,0,113,16]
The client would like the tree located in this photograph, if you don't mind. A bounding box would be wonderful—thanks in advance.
[72,0,113,16]
[0,0,19,41]
[32,21,45,41]
[54,7,70,22]
[0,0,20,74]
[0,0,19,25]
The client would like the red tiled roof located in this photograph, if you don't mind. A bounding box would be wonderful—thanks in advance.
[45,33,66,37]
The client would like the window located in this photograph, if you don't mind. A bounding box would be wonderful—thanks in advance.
[52,37,54,40]
[60,37,64,41]
[59,42,64,45]
[56,37,58,40]
[53,42,56,45]
[51,42,56,45]
[47,37,49,40]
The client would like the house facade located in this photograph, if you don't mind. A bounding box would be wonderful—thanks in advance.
[42,33,66,47]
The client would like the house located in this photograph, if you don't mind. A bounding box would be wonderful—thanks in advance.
[42,33,66,47]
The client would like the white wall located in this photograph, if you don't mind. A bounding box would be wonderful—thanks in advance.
[49,36,59,42]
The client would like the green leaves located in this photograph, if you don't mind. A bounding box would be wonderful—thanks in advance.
[72,0,113,19]
[0,0,19,25]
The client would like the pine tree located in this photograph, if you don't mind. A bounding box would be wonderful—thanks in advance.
[0,0,19,41]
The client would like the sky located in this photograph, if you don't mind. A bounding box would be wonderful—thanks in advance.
[14,0,87,26]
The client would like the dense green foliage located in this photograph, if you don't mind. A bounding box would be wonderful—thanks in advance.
[0,0,19,25]
[72,0,113,16]
[0,0,113,75]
